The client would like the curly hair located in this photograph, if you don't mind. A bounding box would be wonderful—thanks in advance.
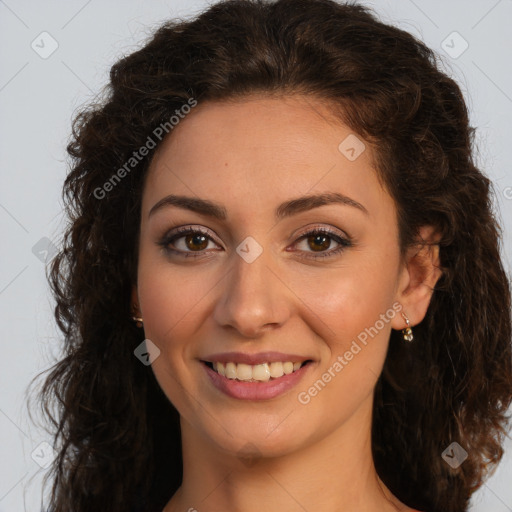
[30,0,512,511]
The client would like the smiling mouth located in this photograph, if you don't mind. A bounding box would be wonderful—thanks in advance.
[202,360,312,382]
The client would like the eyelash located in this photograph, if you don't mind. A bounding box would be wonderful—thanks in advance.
[158,225,353,260]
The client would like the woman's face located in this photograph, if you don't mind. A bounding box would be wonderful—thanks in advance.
[135,94,410,458]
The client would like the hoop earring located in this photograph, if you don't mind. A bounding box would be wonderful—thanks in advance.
[401,312,413,342]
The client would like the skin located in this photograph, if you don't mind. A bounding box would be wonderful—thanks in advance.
[132,94,441,512]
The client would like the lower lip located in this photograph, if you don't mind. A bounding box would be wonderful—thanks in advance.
[203,362,313,400]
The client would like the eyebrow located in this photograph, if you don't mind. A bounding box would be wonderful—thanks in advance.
[148,191,368,220]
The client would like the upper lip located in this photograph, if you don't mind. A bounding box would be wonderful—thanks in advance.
[201,351,314,365]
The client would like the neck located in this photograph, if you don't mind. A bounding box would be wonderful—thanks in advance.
[164,394,405,512]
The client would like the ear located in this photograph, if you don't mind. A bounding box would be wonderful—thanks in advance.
[391,225,443,330]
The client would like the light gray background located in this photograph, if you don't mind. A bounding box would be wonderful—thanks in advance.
[1,0,511,510]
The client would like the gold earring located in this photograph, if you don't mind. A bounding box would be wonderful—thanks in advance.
[401,312,413,342]
[132,316,143,328]
[131,304,143,328]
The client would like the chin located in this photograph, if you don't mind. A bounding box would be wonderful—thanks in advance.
[194,409,317,460]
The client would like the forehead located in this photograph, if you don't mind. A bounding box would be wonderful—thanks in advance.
[141,95,391,222]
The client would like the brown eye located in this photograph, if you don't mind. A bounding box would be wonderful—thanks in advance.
[183,233,209,251]
[159,226,220,258]
[293,228,352,260]
[306,233,332,252]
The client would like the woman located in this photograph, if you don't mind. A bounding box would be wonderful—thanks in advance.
[34,0,512,511]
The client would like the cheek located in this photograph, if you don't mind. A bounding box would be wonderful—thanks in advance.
[136,251,216,347]
[136,257,209,417]
[138,278,184,347]
[295,257,399,337]
[290,252,400,393]
[291,274,396,428]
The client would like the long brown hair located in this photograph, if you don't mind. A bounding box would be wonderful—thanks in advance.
[30,1,512,511]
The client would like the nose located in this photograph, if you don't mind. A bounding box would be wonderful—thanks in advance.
[212,244,292,338]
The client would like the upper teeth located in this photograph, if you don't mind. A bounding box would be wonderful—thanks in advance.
[213,361,304,382]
